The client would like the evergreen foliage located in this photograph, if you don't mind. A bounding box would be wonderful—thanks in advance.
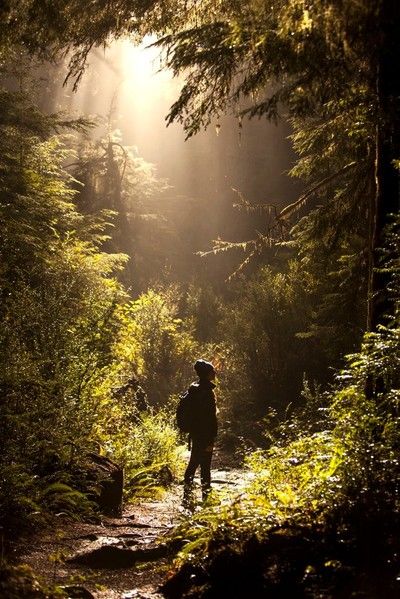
[164,219,400,597]
[71,130,170,289]
[0,82,185,529]
[218,263,317,421]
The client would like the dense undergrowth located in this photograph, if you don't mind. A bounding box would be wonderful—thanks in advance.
[0,84,192,531]
[162,221,400,598]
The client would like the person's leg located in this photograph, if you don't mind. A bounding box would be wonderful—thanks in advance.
[183,440,201,509]
[184,440,201,484]
[200,442,214,500]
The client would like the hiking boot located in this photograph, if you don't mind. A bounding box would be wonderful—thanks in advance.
[183,483,195,510]
[201,484,212,502]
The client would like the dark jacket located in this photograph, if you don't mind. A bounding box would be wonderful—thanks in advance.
[188,379,218,442]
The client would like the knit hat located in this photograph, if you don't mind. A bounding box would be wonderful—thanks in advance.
[194,359,215,378]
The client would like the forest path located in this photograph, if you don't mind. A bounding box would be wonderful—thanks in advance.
[15,465,246,599]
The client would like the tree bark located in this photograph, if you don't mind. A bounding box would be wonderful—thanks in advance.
[368,0,400,331]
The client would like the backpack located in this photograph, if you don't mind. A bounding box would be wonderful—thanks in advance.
[176,385,198,433]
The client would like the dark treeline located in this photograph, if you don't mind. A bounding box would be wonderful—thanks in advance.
[0,1,400,597]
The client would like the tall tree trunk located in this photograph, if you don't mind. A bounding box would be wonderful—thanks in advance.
[368,0,400,331]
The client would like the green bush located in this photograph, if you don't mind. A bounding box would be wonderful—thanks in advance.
[167,220,400,577]
[217,262,322,430]
[113,287,200,405]
[98,407,185,499]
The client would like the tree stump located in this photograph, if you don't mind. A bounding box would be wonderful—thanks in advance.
[87,453,123,517]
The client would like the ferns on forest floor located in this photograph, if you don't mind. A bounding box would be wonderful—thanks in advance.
[97,408,186,501]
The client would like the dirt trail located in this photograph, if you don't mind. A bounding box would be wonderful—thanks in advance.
[14,467,245,599]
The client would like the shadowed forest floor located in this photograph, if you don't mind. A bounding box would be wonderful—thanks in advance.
[11,463,246,599]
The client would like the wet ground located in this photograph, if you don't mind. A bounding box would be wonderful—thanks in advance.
[13,467,246,599]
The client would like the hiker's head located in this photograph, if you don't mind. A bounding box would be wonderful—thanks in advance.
[194,359,216,381]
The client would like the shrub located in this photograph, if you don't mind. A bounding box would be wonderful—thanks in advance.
[112,287,199,405]
[97,407,186,499]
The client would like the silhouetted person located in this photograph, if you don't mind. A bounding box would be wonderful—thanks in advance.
[183,359,218,505]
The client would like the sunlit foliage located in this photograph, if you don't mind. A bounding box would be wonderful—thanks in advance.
[72,130,171,289]
[112,287,199,404]
[164,219,400,595]
[0,84,185,527]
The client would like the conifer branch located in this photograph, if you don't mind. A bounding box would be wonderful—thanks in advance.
[278,162,357,221]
